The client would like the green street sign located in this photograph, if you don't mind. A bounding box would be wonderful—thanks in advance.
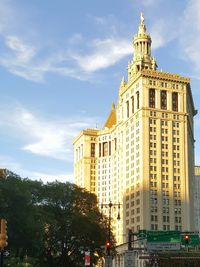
[138,230,147,238]
[181,234,200,247]
[138,230,181,243]
[147,231,180,243]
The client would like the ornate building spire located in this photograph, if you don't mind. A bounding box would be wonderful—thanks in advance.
[120,76,126,88]
[138,12,146,34]
[128,13,157,80]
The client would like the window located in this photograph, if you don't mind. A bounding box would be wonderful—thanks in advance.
[114,138,117,151]
[161,90,167,110]
[126,100,129,118]
[109,141,111,156]
[131,96,134,113]
[149,89,155,108]
[91,143,95,157]
[136,91,139,109]
[172,92,178,111]
[103,142,108,157]
[99,143,101,157]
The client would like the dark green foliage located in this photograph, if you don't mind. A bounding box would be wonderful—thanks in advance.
[0,170,113,266]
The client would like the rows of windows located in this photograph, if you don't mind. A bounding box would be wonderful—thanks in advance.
[149,113,182,225]
[75,144,83,161]
[149,80,183,90]
[98,138,117,157]
[125,118,141,229]
[149,89,179,111]
[126,91,140,118]
[151,225,182,231]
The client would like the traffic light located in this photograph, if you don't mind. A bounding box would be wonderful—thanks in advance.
[105,241,111,256]
[0,219,8,250]
[184,234,189,245]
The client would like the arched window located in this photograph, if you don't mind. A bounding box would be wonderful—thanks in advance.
[161,90,167,110]
[172,92,178,112]
[149,89,155,108]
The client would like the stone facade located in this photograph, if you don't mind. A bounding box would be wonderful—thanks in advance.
[73,14,196,245]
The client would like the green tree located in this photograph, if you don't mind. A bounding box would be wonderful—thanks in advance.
[0,171,114,266]
[41,182,113,267]
[0,171,44,262]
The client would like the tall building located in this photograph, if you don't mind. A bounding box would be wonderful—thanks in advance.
[194,166,200,233]
[73,13,197,244]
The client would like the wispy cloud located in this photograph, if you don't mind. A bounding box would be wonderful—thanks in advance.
[5,36,36,62]
[1,0,199,83]
[0,33,132,82]
[150,19,176,50]
[179,0,200,73]
[72,38,132,72]
[31,171,73,183]
[0,155,72,183]
[0,105,100,161]
[0,2,134,82]
[0,35,44,81]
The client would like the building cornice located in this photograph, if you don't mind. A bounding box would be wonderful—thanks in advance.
[72,128,99,144]
[141,69,190,83]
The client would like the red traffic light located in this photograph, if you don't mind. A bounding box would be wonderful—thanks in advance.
[105,241,111,247]
[185,234,189,241]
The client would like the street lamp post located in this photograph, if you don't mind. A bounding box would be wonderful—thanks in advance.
[100,201,121,256]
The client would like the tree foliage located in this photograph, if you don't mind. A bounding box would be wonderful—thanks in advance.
[0,170,114,266]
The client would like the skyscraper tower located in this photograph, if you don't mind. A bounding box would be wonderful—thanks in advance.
[73,14,197,244]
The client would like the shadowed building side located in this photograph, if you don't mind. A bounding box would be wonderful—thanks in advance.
[73,13,197,244]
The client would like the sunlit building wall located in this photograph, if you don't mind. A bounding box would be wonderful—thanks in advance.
[194,166,200,232]
[73,14,196,244]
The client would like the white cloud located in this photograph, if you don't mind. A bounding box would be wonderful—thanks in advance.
[1,1,198,82]
[0,155,21,172]
[0,155,72,183]
[0,105,100,161]
[5,36,36,62]
[179,0,200,73]
[0,35,44,81]
[150,20,170,50]
[0,2,133,81]
[30,171,73,184]
[72,38,132,72]
[0,34,133,81]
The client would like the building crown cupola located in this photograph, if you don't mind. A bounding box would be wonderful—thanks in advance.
[128,13,157,80]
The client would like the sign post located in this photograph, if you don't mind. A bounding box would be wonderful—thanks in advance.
[124,251,135,267]
[105,255,112,267]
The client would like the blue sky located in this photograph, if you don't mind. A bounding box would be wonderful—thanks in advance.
[1,0,200,183]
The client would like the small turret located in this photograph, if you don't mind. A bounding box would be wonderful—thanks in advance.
[120,77,126,90]
[128,13,157,79]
